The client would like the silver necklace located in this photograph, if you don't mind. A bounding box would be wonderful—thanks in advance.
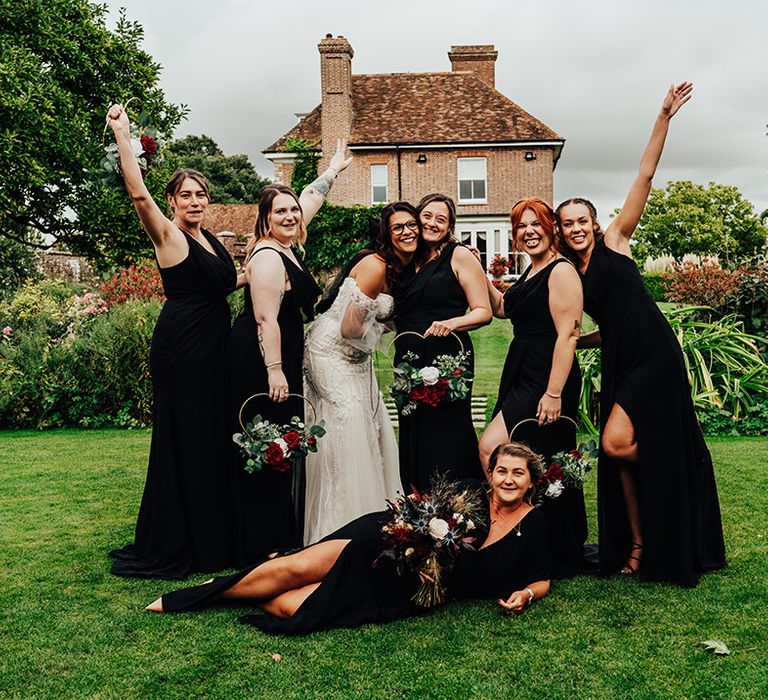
[490,501,524,536]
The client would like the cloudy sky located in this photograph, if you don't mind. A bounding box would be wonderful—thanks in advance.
[105,0,767,222]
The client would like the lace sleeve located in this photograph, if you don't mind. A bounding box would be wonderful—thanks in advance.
[338,283,388,354]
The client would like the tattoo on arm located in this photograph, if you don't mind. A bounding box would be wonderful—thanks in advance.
[305,171,335,198]
[257,324,265,359]
[573,320,581,330]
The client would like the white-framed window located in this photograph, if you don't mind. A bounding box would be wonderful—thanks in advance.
[371,164,388,204]
[457,157,487,203]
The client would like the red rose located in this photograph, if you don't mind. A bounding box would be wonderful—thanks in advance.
[265,442,284,465]
[570,449,582,459]
[453,369,462,376]
[307,435,317,447]
[424,378,449,406]
[273,459,292,473]
[411,385,430,403]
[140,134,158,157]
[284,431,302,450]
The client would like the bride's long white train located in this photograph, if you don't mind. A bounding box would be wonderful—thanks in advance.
[303,278,402,544]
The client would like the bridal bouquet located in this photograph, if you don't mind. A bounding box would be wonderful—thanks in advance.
[377,475,484,607]
[233,415,326,474]
[535,439,598,503]
[101,108,166,186]
[390,350,473,416]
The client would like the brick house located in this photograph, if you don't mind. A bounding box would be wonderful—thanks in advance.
[263,35,564,272]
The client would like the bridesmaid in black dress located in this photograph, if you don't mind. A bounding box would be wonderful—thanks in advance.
[556,83,726,586]
[146,442,552,635]
[393,194,492,491]
[227,142,351,566]
[105,104,237,579]
[479,198,592,576]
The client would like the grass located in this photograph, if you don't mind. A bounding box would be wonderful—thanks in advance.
[1,430,766,699]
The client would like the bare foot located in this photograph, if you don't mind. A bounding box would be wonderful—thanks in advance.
[145,597,164,612]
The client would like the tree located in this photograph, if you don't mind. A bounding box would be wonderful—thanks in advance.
[629,181,767,263]
[168,135,271,203]
[0,0,186,270]
[0,226,41,293]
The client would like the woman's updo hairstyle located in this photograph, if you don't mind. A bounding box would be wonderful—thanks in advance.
[487,442,544,504]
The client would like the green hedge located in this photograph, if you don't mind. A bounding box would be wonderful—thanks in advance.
[641,272,667,302]
[0,298,159,428]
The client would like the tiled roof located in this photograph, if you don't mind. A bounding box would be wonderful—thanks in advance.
[205,204,258,235]
[264,71,560,152]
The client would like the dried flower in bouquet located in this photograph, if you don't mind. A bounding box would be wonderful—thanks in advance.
[377,474,485,607]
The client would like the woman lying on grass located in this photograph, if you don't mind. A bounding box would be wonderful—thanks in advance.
[147,442,552,635]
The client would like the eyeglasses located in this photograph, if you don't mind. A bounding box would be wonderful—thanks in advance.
[390,220,419,236]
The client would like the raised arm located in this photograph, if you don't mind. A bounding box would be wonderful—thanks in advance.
[537,263,583,425]
[424,246,493,336]
[247,250,289,403]
[299,139,353,226]
[604,82,693,253]
[105,104,177,249]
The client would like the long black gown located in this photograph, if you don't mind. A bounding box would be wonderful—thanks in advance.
[582,238,726,587]
[160,487,552,636]
[393,242,484,491]
[225,247,320,567]
[492,258,594,577]
[110,229,236,579]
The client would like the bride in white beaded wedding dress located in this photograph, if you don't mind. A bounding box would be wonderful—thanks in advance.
[303,203,419,544]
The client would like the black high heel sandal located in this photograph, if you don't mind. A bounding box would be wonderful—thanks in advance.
[619,542,643,575]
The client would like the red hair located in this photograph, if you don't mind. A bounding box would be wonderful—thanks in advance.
[509,198,557,243]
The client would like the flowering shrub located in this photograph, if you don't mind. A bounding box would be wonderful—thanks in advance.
[100,263,165,305]
[729,257,768,335]
[488,255,509,278]
[661,257,740,314]
[0,298,159,428]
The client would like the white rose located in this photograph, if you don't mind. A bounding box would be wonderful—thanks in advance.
[453,512,464,524]
[419,366,441,386]
[274,438,290,456]
[130,137,144,158]
[428,517,450,540]
[545,481,565,499]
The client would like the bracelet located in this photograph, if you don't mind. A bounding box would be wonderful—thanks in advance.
[545,391,561,399]
[265,361,282,369]
[524,587,535,606]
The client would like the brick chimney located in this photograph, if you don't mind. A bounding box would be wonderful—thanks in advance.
[318,34,354,170]
[448,45,498,88]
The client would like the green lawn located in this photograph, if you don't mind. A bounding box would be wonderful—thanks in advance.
[1,430,766,699]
